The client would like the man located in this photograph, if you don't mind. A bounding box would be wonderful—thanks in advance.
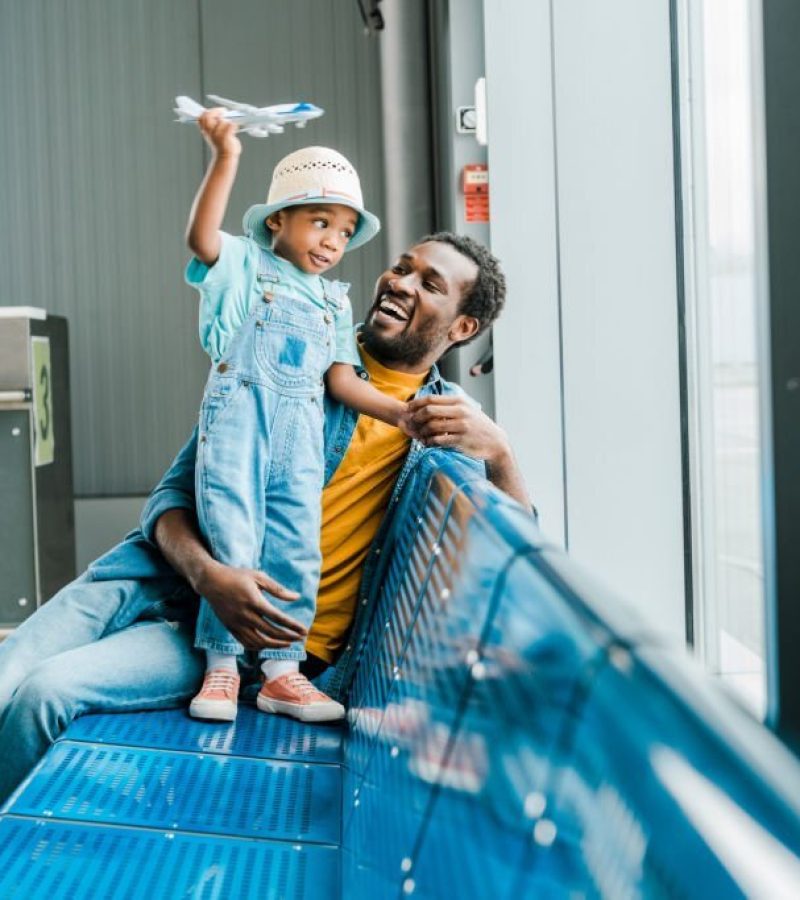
[0,232,531,801]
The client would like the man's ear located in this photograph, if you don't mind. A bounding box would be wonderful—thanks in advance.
[265,212,283,234]
[448,314,480,345]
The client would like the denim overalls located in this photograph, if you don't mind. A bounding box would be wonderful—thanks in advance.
[194,249,345,661]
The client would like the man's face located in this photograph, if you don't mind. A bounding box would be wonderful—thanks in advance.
[361,241,479,370]
[267,204,359,274]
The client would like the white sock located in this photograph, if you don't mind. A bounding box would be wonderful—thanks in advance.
[206,651,238,674]
[261,659,299,682]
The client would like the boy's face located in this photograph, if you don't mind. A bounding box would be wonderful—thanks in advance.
[266,204,359,274]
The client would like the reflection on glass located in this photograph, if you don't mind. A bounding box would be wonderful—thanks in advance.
[680,0,766,715]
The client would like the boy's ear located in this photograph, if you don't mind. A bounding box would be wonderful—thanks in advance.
[265,211,283,233]
[448,314,480,345]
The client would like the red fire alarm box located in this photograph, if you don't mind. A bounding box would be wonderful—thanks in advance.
[462,164,489,223]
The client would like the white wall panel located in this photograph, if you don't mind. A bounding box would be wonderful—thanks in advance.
[553,0,685,642]
[484,0,566,544]
[484,0,687,640]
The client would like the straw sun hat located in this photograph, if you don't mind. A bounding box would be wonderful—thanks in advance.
[242,146,381,251]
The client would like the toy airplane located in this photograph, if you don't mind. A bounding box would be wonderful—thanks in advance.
[174,94,324,137]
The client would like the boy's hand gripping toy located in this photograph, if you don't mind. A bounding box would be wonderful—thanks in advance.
[174,94,324,138]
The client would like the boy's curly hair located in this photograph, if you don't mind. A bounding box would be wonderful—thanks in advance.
[420,231,506,347]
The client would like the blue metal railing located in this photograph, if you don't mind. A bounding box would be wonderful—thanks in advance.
[343,452,800,897]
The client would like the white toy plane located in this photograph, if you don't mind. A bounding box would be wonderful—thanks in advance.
[174,94,324,137]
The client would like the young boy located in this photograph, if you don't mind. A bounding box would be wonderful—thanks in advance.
[185,110,403,723]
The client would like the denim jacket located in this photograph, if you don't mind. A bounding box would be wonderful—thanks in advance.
[87,357,485,701]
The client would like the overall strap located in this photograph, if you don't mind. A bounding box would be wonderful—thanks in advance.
[321,278,350,314]
[256,248,281,285]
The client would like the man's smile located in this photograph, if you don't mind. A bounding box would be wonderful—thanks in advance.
[373,292,411,324]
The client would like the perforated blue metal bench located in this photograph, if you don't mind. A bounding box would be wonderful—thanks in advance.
[2,451,800,898]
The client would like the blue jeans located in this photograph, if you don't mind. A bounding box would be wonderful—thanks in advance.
[194,257,338,662]
[0,573,204,803]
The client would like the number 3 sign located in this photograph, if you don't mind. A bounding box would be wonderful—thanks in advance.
[31,336,55,466]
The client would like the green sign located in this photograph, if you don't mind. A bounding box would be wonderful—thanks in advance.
[31,336,54,466]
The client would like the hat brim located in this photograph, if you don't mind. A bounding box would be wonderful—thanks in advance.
[242,194,381,252]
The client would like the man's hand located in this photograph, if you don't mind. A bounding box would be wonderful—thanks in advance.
[194,561,307,652]
[154,510,307,652]
[404,395,532,510]
[404,395,507,461]
[197,108,242,160]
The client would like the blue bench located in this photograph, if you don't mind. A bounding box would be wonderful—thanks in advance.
[2,451,800,898]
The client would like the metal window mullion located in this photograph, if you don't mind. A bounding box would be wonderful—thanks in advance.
[673,0,721,669]
[757,0,800,747]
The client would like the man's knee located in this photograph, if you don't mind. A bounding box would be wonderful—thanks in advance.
[0,658,33,712]
[10,662,81,743]
[0,663,82,805]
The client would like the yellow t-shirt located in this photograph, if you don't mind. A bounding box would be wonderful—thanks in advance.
[306,347,426,663]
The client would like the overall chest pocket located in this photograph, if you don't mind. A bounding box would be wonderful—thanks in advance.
[256,300,332,389]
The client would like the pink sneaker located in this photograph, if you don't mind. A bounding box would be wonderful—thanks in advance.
[189,669,240,722]
[257,672,345,723]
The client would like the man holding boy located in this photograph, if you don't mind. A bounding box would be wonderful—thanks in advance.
[0,231,530,800]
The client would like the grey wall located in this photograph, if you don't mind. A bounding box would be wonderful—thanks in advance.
[0,0,386,496]
[428,0,495,417]
[377,0,435,261]
[199,0,388,322]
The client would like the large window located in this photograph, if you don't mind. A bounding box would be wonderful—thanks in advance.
[677,0,767,715]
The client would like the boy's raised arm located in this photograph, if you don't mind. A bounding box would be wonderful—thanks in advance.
[186,109,242,265]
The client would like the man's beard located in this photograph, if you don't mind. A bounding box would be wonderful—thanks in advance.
[360,315,448,368]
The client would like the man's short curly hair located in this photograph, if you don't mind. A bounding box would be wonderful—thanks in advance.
[419,231,506,347]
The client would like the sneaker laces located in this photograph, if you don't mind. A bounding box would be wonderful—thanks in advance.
[203,669,238,696]
[284,673,322,698]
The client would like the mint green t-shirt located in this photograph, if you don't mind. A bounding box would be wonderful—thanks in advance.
[185,231,359,366]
